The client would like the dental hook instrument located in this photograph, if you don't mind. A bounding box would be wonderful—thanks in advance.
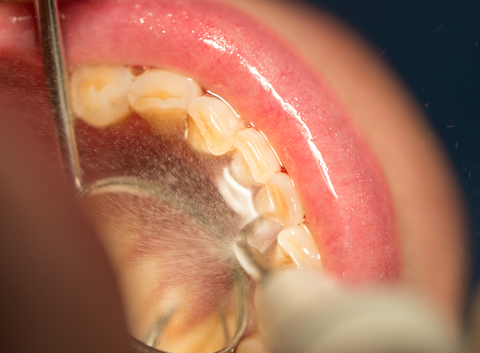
[34,0,83,191]
[235,218,458,353]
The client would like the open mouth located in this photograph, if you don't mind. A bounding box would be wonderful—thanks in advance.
[0,0,467,351]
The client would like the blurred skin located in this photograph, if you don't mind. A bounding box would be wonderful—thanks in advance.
[0,0,468,352]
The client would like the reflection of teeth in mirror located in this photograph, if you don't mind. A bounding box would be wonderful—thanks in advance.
[236,333,271,353]
[254,172,304,228]
[128,69,202,135]
[70,65,134,127]
[187,96,244,155]
[122,255,169,339]
[157,308,235,353]
[233,129,281,184]
[277,225,321,270]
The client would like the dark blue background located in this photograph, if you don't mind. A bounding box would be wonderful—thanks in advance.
[305,0,480,297]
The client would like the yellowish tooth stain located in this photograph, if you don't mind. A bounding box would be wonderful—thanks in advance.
[255,183,289,226]
[80,78,107,92]
[147,89,183,100]
[185,117,212,155]
[141,106,188,136]
[156,307,236,353]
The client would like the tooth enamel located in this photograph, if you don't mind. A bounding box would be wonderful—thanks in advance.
[185,117,212,155]
[277,225,321,269]
[74,63,320,353]
[128,69,202,134]
[236,334,271,353]
[187,96,243,155]
[157,310,235,353]
[232,129,281,184]
[254,173,304,227]
[70,65,134,127]
[123,255,167,338]
[229,151,259,186]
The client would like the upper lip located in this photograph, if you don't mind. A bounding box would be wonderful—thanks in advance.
[0,0,400,283]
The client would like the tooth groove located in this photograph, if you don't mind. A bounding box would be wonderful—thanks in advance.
[187,96,243,155]
[232,129,280,184]
[185,117,211,155]
[128,69,202,134]
[229,151,259,187]
[277,225,321,269]
[70,65,134,127]
[254,173,304,227]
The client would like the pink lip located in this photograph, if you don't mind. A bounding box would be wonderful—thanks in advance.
[0,0,400,284]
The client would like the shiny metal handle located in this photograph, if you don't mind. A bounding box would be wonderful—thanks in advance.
[34,0,83,191]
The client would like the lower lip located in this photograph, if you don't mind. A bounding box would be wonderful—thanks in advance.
[0,0,399,282]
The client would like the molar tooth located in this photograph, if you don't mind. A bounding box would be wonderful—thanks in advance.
[233,129,281,184]
[187,96,243,155]
[254,173,304,227]
[128,69,202,134]
[70,65,134,127]
[277,225,321,269]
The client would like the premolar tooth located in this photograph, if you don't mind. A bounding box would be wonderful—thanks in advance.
[232,129,280,184]
[128,69,202,134]
[229,151,259,187]
[187,96,243,155]
[185,117,211,155]
[277,225,321,269]
[70,65,134,127]
[254,173,304,227]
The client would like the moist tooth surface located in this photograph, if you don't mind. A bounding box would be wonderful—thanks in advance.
[128,69,203,134]
[70,64,134,127]
[254,172,305,228]
[187,95,244,155]
[277,225,322,269]
[233,128,281,184]
[70,63,321,352]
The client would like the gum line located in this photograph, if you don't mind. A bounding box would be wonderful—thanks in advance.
[0,0,400,284]
[71,63,322,271]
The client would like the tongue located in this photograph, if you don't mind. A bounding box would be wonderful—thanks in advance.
[0,0,399,284]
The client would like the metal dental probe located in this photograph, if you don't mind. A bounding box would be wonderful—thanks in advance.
[34,0,83,191]
[235,218,459,353]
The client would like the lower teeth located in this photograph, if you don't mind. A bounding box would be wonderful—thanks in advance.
[70,63,322,352]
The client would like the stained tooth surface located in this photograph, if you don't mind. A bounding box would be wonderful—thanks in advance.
[254,173,304,227]
[185,117,211,155]
[233,129,280,184]
[128,69,202,134]
[229,151,259,187]
[187,96,243,155]
[277,225,321,269]
[157,309,235,353]
[70,64,134,127]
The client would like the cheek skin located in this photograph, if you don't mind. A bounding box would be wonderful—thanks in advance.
[223,0,467,333]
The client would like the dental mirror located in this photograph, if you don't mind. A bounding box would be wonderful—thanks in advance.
[77,176,249,353]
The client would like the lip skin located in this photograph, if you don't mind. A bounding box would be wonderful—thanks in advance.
[0,0,466,339]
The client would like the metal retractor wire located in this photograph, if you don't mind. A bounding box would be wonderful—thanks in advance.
[34,0,83,191]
